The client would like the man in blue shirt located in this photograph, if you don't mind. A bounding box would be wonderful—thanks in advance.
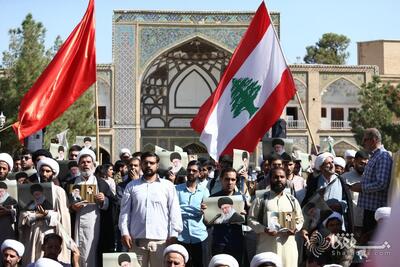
[176,160,209,267]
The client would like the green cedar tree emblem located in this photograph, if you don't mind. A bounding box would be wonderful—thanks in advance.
[230,77,261,119]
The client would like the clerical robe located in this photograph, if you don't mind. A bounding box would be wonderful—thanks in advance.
[248,191,304,267]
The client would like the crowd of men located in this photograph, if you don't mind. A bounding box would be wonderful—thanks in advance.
[0,127,394,267]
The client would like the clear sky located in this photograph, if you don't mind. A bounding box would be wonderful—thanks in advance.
[1,0,399,65]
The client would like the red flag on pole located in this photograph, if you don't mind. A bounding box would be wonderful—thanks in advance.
[12,0,96,141]
[190,2,296,160]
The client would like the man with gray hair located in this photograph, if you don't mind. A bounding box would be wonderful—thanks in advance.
[350,128,392,240]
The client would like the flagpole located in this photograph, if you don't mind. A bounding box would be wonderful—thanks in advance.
[264,5,318,154]
[94,81,101,164]
[0,124,13,133]
[295,91,319,154]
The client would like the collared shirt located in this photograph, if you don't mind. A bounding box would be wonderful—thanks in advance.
[196,177,209,190]
[119,176,183,240]
[176,183,209,244]
[358,146,392,211]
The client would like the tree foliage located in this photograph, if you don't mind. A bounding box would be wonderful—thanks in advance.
[350,76,400,151]
[0,14,95,154]
[304,33,350,65]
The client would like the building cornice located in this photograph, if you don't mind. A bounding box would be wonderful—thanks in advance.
[289,64,379,74]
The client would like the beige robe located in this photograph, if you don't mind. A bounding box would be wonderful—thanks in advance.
[19,184,71,264]
[248,191,304,267]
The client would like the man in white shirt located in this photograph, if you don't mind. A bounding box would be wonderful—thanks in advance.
[119,152,182,266]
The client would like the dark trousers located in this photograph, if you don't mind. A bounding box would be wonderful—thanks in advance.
[180,241,205,267]
[212,243,243,266]
[361,209,378,244]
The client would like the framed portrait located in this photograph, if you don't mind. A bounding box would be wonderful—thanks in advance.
[102,252,140,267]
[68,184,97,203]
[233,149,250,172]
[203,195,245,225]
[18,182,53,211]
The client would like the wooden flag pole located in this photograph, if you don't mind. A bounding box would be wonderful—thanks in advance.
[295,91,319,154]
[94,81,101,164]
[0,124,13,133]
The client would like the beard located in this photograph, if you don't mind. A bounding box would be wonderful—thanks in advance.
[143,167,156,177]
[215,207,236,224]
[81,169,94,178]
[271,182,285,193]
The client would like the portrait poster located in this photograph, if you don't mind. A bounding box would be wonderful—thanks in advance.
[174,145,184,153]
[294,151,311,171]
[18,182,53,211]
[233,149,250,172]
[0,179,18,202]
[267,211,296,232]
[75,136,96,149]
[102,252,140,267]
[155,145,169,154]
[49,143,60,159]
[203,195,245,225]
[301,193,332,233]
[68,184,97,203]
[158,151,189,173]
[262,138,293,158]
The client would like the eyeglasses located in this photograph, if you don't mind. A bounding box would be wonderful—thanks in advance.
[22,156,32,160]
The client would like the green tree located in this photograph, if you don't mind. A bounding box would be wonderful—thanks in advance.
[350,76,400,151]
[304,33,350,64]
[230,77,261,119]
[0,14,95,154]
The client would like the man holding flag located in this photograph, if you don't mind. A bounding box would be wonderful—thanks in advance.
[191,1,296,161]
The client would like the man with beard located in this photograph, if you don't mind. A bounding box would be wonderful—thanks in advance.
[209,167,246,265]
[119,152,182,267]
[284,156,306,203]
[301,152,354,243]
[19,157,71,264]
[257,155,283,190]
[342,151,369,237]
[210,197,244,224]
[175,160,209,267]
[0,153,13,181]
[1,239,24,267]
[71,148,116,267]
[248,167,303,267]
[0,182,17,247]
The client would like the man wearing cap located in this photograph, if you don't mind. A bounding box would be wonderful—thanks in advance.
[20,157,71,264]
[1,239,24,267]
[208,254,239,267]
[163,244,188,267]
[342,151,369,238]
[71,148,116,267]
[119,151,182,267]
[120,148,132,165]
[250,252,282,267]
[209,167,246,265]
[248,167,303,267]
[350,128,392,240]
[0,182,17,246]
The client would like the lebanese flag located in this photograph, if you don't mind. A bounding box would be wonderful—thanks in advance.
[12,0,96,141]
[190,2,296,160]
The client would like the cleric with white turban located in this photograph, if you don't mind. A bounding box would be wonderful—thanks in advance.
[250,252,282,267]
[77,148,96,164]
[163,244,189,265]
[208,254,239,267]
[314,152,335,171]
[1,239,25,257]
[0,153,13,177]
[37,157,60,178]
[375,207,391,222]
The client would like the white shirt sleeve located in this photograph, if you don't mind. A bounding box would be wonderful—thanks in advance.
[118,184,132,237]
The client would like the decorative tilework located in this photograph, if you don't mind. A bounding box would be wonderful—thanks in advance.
[319,73,365,90]
[139,27,245,69]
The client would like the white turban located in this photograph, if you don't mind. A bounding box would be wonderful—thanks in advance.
[250,252,282,267]
[323,211,343,227]
[1,239,24,257]
[77,148,96,164]
[344,149,356,158]
[323,264,344,267]
[119,148,131,157]
[375,207,391,221]
[37,157,60,177]
[333,157,346,169]
[34,258,63,267]
[163,244,189,263]
[208,254,239,267]
[0,153,13,171]
[314,152,334,171]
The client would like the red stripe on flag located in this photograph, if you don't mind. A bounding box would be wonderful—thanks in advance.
[220,69,296,156]
[191,2,270,133]
[12,0,96,141]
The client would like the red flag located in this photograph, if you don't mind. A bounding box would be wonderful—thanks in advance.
[190,2,296,160]
[13,0,96,141]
